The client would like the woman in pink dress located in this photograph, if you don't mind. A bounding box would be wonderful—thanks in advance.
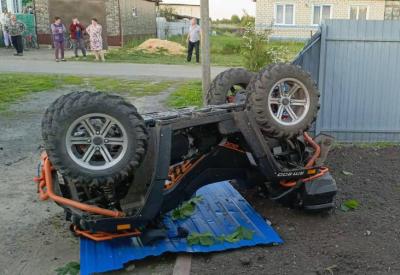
[86,18,105,61]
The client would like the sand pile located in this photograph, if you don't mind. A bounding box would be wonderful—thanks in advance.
[136,39,185,55]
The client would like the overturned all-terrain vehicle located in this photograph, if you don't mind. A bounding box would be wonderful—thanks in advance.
[36,64,337,241]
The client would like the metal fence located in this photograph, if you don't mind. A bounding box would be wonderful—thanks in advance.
[295,19,400,142]
[156,17,190,40]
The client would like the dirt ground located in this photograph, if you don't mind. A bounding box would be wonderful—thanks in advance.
[1,88,399,275]
[191,146,400,274]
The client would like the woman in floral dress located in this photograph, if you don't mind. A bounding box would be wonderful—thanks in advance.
[86,18,105,61]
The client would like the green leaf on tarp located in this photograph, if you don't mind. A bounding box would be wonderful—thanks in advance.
[239,226,255,240]
[171,196,203,220]
[187,226,254,246]
[55,261,80,275]
[340,199,360,212]
[187,232,215,246]
[180,202,195,216]
[224,226,254,243]
[342,170,354,176]
[199,234,215,246]
[189,196,203,204]
[224,233,240,243]
[186,233,199,246]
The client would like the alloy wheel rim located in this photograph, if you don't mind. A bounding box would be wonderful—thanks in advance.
[267,78,311,126]
[65,113,128,170]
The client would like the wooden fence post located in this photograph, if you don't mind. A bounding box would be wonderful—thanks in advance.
[200,0,211,105]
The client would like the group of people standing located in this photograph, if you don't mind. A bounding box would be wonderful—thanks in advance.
[1,11,26,56]
[2,13,199,64]
[1,12,105,61]
[51,16,104,62]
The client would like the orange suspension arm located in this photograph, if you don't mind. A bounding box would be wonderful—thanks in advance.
[280,132,329,188]
[36,152,124,218]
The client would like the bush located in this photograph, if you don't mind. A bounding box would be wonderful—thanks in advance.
[266,45,290,64]
[240,23,290,71]
[221,42,241,54]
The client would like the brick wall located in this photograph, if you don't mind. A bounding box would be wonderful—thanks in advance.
[105,0,120,36]
[256,0,386,40]
[120,0,157,38]
[34,0,50,35]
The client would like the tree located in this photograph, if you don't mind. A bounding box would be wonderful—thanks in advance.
[240,10,255,26]
[230,14,241,24]
[240,23,289,71]
[159,7,177,21]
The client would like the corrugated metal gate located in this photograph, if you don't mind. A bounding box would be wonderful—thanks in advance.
[16,14,37,46]
[294,20,400,142]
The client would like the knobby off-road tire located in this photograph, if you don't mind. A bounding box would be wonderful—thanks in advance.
[248,63,320,139]
[42,91,148,186]
[206,68,255,105]
[42,92,84,142]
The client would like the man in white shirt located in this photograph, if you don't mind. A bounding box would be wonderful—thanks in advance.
[186,18,201,63]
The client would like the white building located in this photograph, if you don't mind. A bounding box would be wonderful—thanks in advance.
[159,2,200,19]
[0,0,23,13]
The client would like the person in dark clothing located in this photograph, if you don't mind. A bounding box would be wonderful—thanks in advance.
[5,14,25,56]
[69,17,87,58]
[51,17,66,62]
[186,18,201,63]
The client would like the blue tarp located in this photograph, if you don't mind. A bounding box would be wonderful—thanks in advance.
[80,181,283,275]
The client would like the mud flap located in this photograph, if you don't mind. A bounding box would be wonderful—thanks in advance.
[302,172,337,211]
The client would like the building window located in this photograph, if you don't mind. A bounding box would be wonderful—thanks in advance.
[385,6,400,20]
[132,7,138,17]
[312,5,332,25]
[275,4,295,25]
[350,6,368,20]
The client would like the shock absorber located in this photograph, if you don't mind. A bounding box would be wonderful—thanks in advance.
[101,183,118,209]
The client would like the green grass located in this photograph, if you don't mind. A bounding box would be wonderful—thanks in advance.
[0,74,85,110]
[86,78,176,96]
[83,49,244,67]
[104,49,187,65]
[83,35,304,67]
[61,75,85,86]
[0,73,177,111]
[0,72,200,112]
[166,80,203,108]
[168,35,243,55]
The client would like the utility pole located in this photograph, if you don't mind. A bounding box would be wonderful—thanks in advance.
[200,0,211,105]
